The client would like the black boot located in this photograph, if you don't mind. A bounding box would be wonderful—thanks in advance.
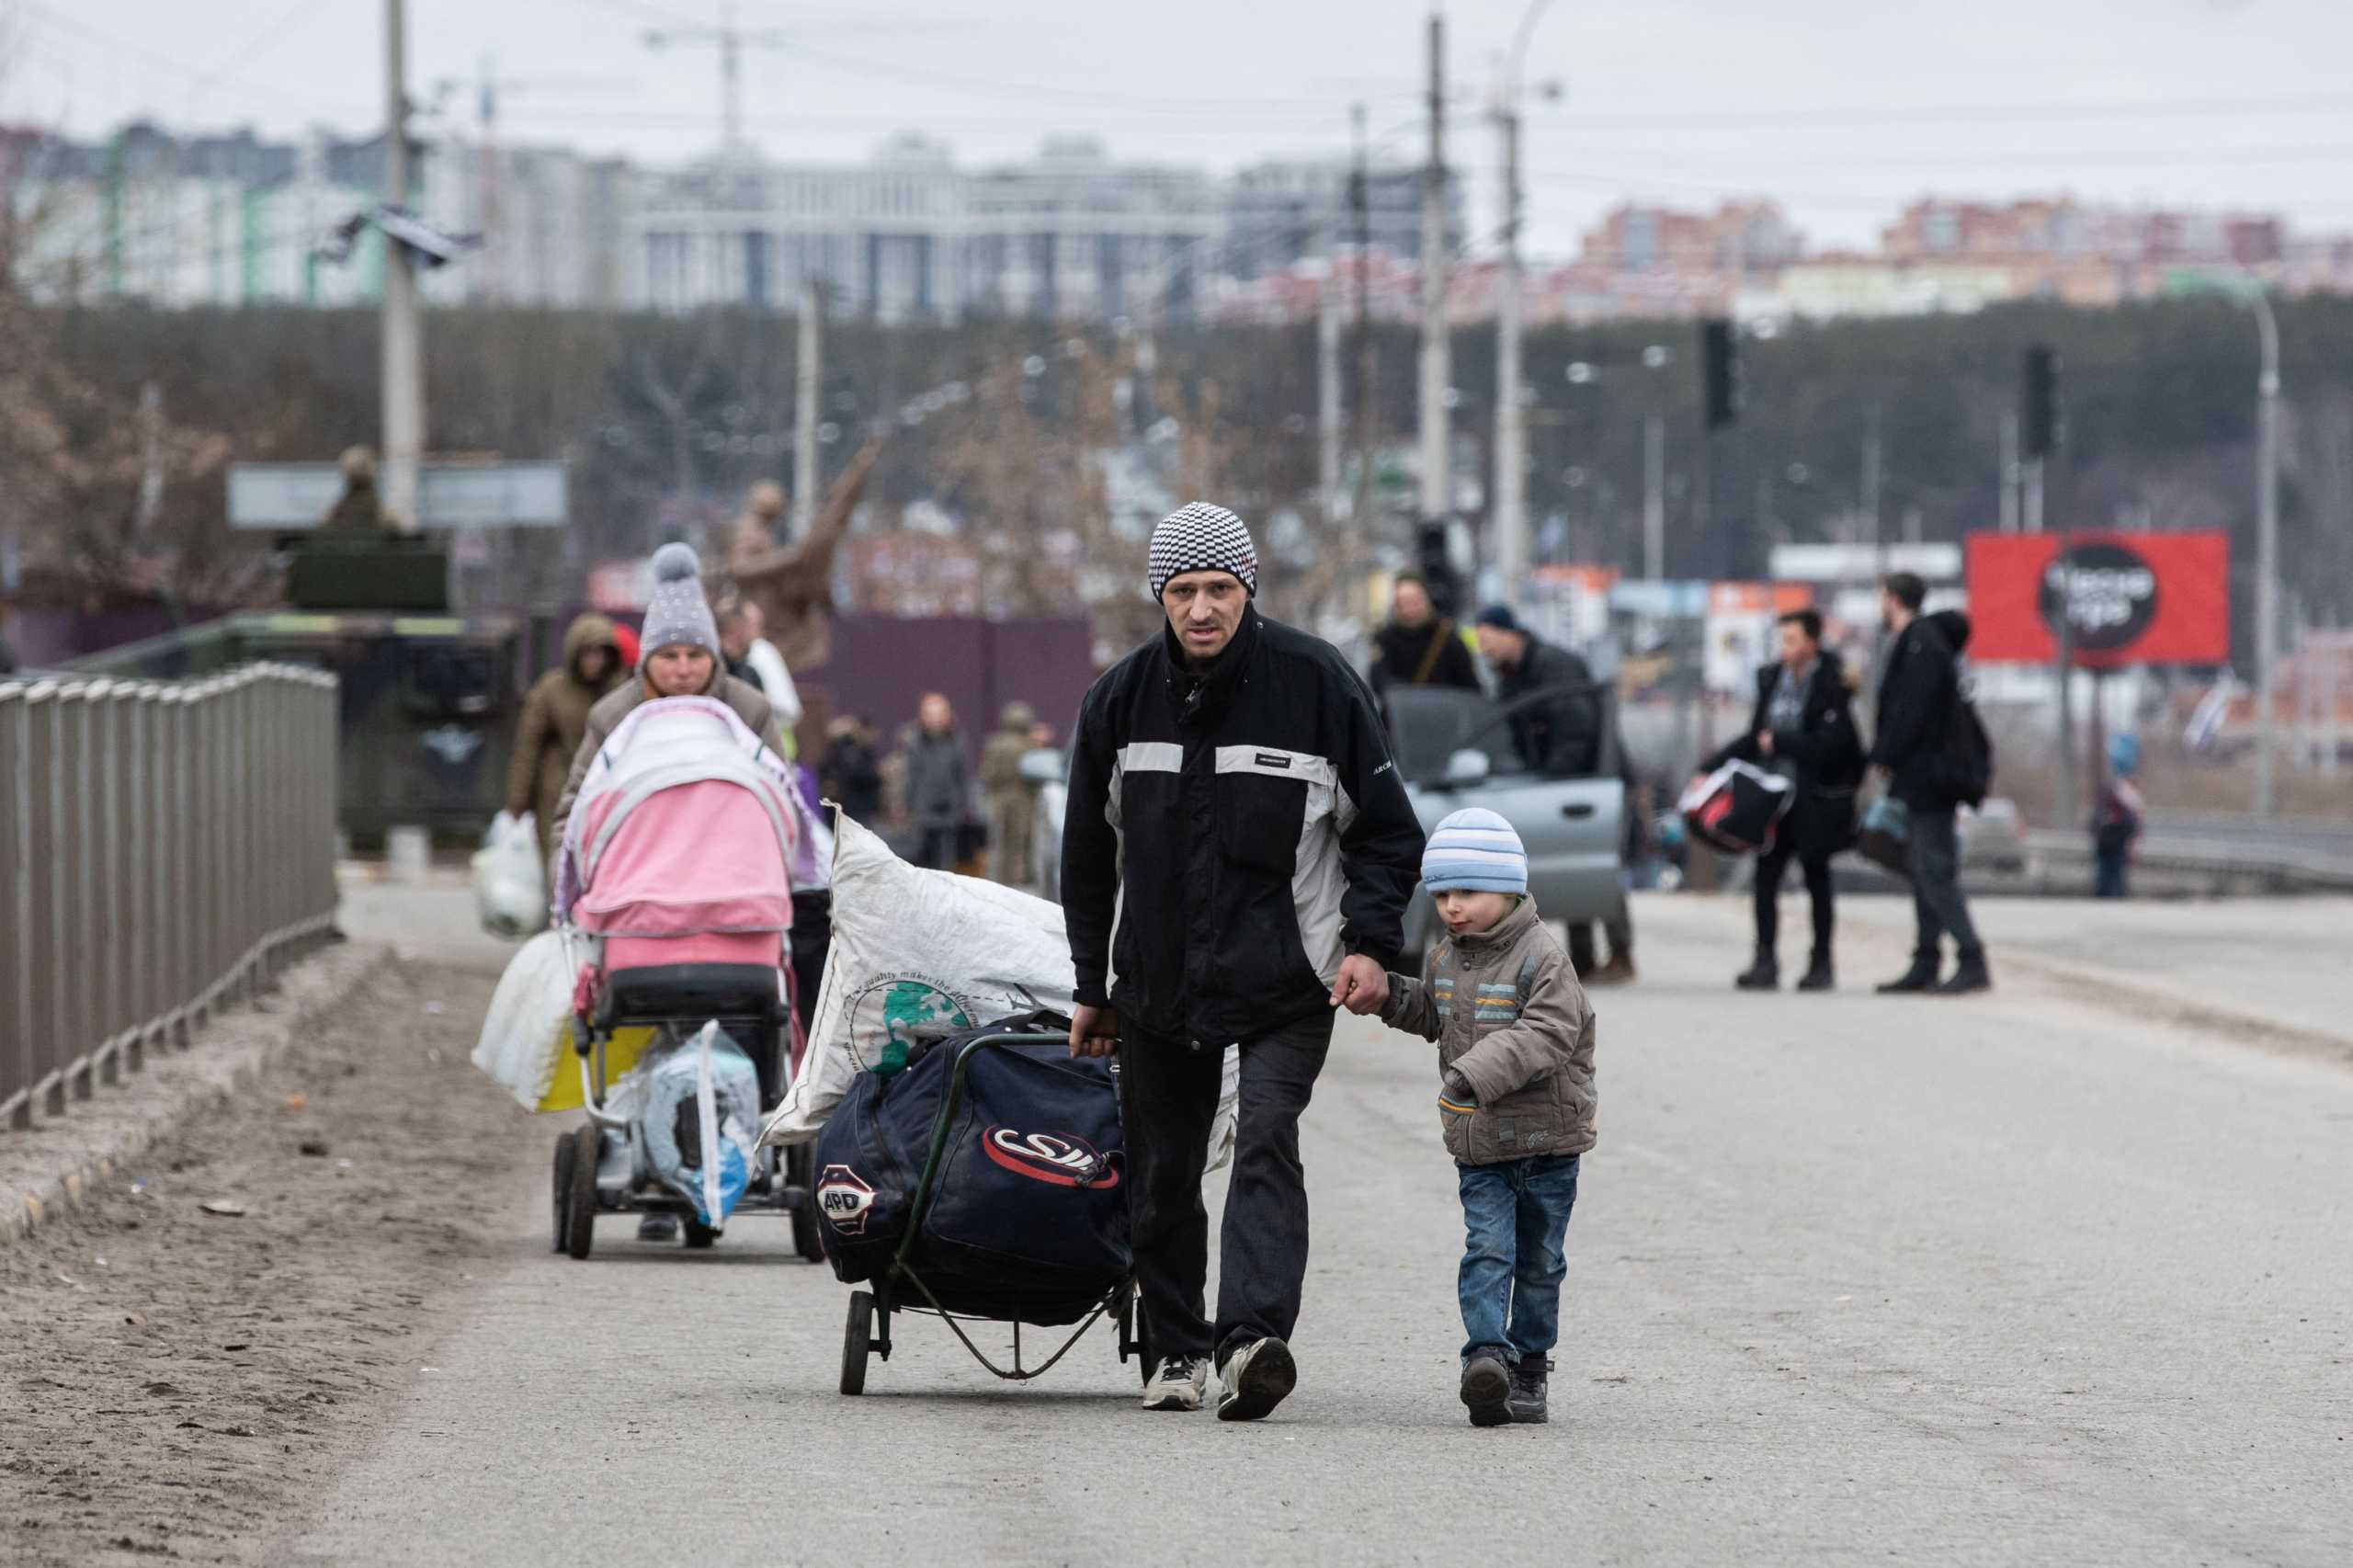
[1461,1348,1514,1428]
[1934,952,1992,994]
[1733,952,1779,991]
[1796,953,1836,992]
[1508,1355,1552,1424]
[1875,957,1939,994]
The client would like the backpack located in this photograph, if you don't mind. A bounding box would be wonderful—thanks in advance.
[1935,678,1995,809]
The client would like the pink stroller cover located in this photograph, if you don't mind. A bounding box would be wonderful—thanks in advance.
[555,696,799,940]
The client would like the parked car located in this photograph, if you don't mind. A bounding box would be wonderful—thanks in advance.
[1958,795,2038,878]
[1384,684,1627,967]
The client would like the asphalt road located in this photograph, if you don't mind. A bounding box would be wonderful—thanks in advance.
[272,892,2349,1568]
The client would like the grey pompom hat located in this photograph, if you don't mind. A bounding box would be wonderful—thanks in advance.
[638,542,721,670]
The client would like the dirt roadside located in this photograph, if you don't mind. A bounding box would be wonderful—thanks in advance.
[1,960,530,1567]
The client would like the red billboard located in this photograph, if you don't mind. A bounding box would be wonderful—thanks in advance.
[1964,531,2229,667]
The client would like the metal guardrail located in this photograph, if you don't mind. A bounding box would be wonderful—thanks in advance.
[0,665,341,1131]
[2022,829,2353,893]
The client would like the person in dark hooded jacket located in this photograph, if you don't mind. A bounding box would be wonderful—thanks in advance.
[1868,574,1989,994]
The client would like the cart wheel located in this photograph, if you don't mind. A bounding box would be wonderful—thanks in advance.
[787,1144,825,1263]
[683,1218,720,1249]
[841,1290,874,1395]
[551,1134,575,1254]
[563,1123,600,1261]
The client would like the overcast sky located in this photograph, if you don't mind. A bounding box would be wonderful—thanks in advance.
[6,0,2350,256]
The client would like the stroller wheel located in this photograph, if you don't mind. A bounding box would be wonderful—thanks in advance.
[841,1290,874,1396]
[564,1123,600,1261]
[683,1218,720,1249]
[551,1134,576,1254]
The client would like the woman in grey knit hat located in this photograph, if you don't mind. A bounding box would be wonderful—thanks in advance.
[553,542,790,835]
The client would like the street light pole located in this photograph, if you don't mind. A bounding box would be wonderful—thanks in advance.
[2253,289,2281,818]
[1492,0,1553,603]
[381,0,424,533]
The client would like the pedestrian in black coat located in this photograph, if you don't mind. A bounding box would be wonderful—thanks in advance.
[1868,574,1990,994]
[1370,572,1483,703]
[1699,608,1863,991]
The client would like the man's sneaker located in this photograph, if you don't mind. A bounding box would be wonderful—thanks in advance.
[1215,1336,1298,1422]
[1140,1356,1209,1412]
[1460,1348,1513,1427]
[1507,1356,1552,1424]
[636,1213,680,1243]
[1875,960,1940,994]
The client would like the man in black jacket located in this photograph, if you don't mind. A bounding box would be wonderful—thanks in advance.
[1370,572,1482,701]
[1472,606,1603,778]
[1063,503,1426,1423]
[1700,608,1864,991]
[1869,574,1990,994]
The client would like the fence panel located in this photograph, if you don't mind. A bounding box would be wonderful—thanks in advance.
[0,665,342,1131]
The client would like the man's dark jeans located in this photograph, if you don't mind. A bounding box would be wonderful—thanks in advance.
[1119,1009,1332,1368]
[1905,803,1983,963]
[1457,1153,1580,1361]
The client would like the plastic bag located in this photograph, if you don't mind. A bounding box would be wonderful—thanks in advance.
[637,1022,760,1228]
[763,813,1074,1143]
[1858,795,1911,877]
[472,811,547,937]
[472,929,574,1109]
[1677,760,1795,857]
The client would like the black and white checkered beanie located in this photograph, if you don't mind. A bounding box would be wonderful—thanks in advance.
[1146,503,1258,600]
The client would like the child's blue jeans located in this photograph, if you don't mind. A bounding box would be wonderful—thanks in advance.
[1457,1153,1580,1362]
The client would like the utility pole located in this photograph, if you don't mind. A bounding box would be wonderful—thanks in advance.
[1318,281,1343,528]
[792,278,823,537]
[2253,290,2281,817]
[381,0,424,533]
[1492,77,1527,597]
[1643,412,1665,580]
[1349,104,1377,532]
[1492,0,1552,601]
[1860,403,1882,551]
[1416,12,1450,531]
[135,381,165,537]
[1998,411,2020,533]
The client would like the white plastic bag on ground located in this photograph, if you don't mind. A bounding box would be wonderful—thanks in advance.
[472,929,574,1109]
[762,812,1241,1162]
[472,811,547,937]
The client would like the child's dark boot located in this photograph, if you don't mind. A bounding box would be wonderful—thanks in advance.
[1461,1347,1514,1427]
[1508,1355,1552,1424]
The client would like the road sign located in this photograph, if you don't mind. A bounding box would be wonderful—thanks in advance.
[228,462,569,528]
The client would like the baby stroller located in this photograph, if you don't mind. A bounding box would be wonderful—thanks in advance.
[815,1012,1142,1394]
[550,695,825,1261]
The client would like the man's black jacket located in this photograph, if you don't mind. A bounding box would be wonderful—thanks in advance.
[1495,635,1604,778]
[1870,609,1970,805]
[1062,608,1427,1043]
[1707,649,1866,858]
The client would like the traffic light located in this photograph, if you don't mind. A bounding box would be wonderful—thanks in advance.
[1701,318,1739,430]
[1416,521,1462,616]
[2023,345,2059,459]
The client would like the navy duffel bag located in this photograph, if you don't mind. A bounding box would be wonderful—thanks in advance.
[812,1011,1130,1324]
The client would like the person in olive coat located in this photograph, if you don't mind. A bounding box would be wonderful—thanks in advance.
[506,613,628,866]
[1699,608,1864,992]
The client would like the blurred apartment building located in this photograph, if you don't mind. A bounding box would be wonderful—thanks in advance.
[7,120,2345,324]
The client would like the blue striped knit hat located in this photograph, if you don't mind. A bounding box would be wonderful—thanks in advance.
[1421,807,1528,895]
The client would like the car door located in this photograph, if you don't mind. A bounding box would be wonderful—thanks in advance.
[1424,684,1624,925]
